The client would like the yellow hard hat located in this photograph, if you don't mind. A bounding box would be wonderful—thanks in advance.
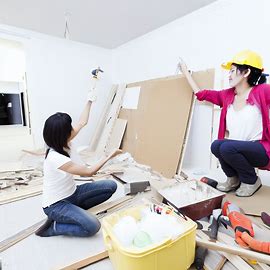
[221,50,263,70]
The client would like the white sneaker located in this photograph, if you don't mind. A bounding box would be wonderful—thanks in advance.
[216,176,240,192]
[236,177,262,197]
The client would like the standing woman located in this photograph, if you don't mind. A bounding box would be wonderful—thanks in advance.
[35,90,121,237]
[179,50,270,197]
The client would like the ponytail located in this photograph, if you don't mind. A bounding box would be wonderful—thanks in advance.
[257,73,268,85]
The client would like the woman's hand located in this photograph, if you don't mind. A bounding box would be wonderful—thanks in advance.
[109,149,123,159]
[178,58,190,76]
[178,58,200,94]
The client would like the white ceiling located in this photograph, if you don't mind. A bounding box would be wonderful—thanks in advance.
[0,0,217,48]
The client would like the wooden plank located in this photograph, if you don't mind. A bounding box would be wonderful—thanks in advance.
[217,229,270,270]
[105,118,127,153]
[96,84,126,155]
[199,221,270,269]
[204,249,227,270]
[0,219,45,252]
[222,261,238,270]
[88,195,133,215]
[89,85,118,151]
[258,262,270,270]
[0,190,42,205]
[177,96,195,175]
[196,236,270,264]
[58,250,109,270]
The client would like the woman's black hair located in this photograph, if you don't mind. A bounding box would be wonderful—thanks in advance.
[233,63,267,86]
[43,112,72,158]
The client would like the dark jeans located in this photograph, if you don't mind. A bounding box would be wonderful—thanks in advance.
[211,139,269,184]
[43,180,117,237]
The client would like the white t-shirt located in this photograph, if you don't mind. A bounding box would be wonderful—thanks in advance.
[42,147,77,207]
[226,104,263,141]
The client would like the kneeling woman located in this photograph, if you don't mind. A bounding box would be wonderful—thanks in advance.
[36,98,121,237]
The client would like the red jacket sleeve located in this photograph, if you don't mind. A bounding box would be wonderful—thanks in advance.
[195,90,224,107]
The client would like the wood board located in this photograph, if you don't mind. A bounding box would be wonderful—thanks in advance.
[105,118,127,153]
[119,70,215,177]
[0,177,43,205]
[59,250,109,270]
[0,219,46,252]
[88,85,118,151]
[226,185,270,216]
[95,84,126,155]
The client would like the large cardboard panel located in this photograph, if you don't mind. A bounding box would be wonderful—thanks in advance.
[119,70,215,177]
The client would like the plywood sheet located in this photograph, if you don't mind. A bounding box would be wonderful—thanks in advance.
[226,185,270,216]
[105,118,127,153]
[96,84,126,155]
[119,70,215,177]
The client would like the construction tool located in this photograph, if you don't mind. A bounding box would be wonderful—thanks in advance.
[124,181,150,195]
[91,67,103,79]
[222,201,270,254]
[112,173,150,195]
[200,177,218,189]
[194,246,208,270]
[87,66,104,102]
[208,208,222,242]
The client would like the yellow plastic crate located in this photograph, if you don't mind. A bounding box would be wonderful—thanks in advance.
[102,204,197,270]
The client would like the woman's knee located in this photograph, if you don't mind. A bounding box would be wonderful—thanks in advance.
[107,180,117,193]
[219,142,235,158]
[211,140,224,157]
[84,219,101,237]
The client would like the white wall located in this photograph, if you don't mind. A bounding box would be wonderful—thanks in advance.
[0,24,113,156]
[0,38,25,81]
[112,0,270,172]
[2,0,270,169]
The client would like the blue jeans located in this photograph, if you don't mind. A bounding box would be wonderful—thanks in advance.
[211,139,269,184]
[42,180,117,237]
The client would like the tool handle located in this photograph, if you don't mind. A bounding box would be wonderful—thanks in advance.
[194,246,208,270]
[209,217,219,241]
[200,177,218,188]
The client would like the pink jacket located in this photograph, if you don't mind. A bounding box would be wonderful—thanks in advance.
[196,84,270,170]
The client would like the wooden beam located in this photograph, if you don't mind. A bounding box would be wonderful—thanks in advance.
[105,118,127,153]
[88,85,118,152]
[0,219,45,252]
[96,84,126,155]
[204,249,226,270]
[58,250,109,270]
[217,230,270,270]
[196,236,270,264]
[88,195,133,215]
[258,262,270,270]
